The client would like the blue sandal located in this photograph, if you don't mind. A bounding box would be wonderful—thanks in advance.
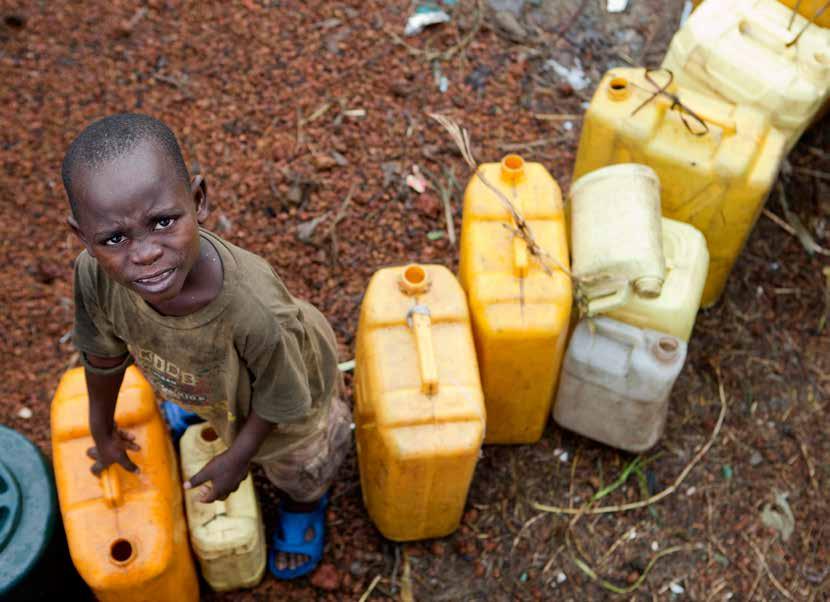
[268,493,329,580]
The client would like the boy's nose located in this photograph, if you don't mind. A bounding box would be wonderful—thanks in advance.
[130,239,163,265]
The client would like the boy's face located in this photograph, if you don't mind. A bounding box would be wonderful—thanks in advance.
[68,139,208,306]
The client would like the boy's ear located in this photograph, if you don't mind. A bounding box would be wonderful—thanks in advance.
[67,213,94,257]
[191,175,208,223]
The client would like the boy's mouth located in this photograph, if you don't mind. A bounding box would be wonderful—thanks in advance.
[133,268,177,293]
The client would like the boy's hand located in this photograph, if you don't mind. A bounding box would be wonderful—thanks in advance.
[86,429,140,476]
[184,449,249,503]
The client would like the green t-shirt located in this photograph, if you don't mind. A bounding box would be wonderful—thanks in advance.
[72,229,340,460]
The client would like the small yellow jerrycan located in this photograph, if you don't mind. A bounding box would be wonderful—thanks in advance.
[663,0,830,152]
[573,67,787,307]
[458,154,572,444]
[606,218,710,341]
[570,164,666,313]
[354,264,486,541]
[777,0,830,28]
[51,367,199,602]
[179,422,266,592]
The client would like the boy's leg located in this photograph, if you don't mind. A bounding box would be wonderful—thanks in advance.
[260,396,352,574]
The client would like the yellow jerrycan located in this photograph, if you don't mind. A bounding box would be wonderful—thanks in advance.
[458,155,572,444]
[663,0,830,152]
[690,0,830,28]
[573,67,787,307]
[606,218,710,341]
[570,164,666,313]
[354,264,486,541]
[179,422,266,592]
[51,367,199,602]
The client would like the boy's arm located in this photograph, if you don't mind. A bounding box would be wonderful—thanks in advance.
[183,409,274,502]
[85,352,140,475]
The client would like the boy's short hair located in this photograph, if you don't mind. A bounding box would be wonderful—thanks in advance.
[62,113,190,218]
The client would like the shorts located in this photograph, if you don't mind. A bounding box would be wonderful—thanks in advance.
[258,395,352,503]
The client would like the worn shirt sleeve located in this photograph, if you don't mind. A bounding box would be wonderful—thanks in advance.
[239,313,313,424]
[72,252,130,361]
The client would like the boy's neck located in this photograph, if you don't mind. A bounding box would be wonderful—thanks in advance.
[148,237,224,317]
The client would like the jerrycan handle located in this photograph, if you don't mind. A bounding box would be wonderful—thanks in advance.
[585,285,631,316]
[101,466,124,508]
[592,316,646,348]
[407,305,439,396]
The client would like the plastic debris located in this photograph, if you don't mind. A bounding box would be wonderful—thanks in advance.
[404,4,451,36]
[406,166,428,194]
[17,406,32,419]
[670,582,685,594]
[556,571,567,584]
[761,490,794,542]
[722,464,733,480]
[546,58,591,91]
[342,108,366,119]
[427,230,446,241]
[607,0,629,12]
[338,359,356,372]
[651,541,659,551]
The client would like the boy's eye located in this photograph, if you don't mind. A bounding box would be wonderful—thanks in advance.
[155,217,175,230]
[104,234,125,246]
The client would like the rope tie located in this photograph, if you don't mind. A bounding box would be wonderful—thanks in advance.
[629,68,709,138]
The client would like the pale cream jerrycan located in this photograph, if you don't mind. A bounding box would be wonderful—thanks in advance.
[570,164,666,315]
[180,423,266,592]
[606,218,710,341]
[663,0,830,152]
[553,317,687,452]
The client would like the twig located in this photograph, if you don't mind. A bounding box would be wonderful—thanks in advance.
[326,182,356,268]
[795,433,819,492]
[512,512,546,551]
[499,136,563,151]
[570,539,705,595]
[763,208,796,235]
[152,73,192,98]
[745,535,795,600]
[386,0,484,63]
[531,113,582,121]
[776,181,830,256]
[792,165,830,182]
[359,575,382,602]
[531,372,728,515]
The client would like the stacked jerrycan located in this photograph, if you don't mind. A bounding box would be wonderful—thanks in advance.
[553,164,697,452]
[663,0,830,152]
[354,264,486,541]
[458,154,572,444]
[692,0,830,28]
[180,423,266,592]
[573,66,787,307]
[51,367,199,602]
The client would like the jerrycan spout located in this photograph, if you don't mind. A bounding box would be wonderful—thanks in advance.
[500,155,530,278]
[399,265,439,396]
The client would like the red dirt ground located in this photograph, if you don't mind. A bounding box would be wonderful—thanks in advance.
[1,1,828,600]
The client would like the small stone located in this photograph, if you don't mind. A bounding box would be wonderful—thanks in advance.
[493,10,526,39]
[350,560,368,577]
[431,541,445,557]
[670,582,685,594]
[749,450,763,466]
[310,563,340,591]
[311,154,338,171]
[556,571,567,584]
[17,406,32,419]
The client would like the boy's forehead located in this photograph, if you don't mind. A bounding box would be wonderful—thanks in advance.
[73,140,185,217]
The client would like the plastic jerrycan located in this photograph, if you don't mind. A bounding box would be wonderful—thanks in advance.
[663,0,830,152]
[553,317,688,452]
[570,164,666,314]
[179,422,266,592]
[690,0,830,28]
[606,218,710,341]
[458,154,572,444]
[354,264,486,541]
[51,367,199,602]
[573,67,787,307]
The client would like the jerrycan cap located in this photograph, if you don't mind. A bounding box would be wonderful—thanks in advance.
[652,337,680,363]
[399,264,431,296]
[500,154,526,183]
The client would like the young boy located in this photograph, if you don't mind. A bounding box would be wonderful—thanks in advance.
[63,113,351,579]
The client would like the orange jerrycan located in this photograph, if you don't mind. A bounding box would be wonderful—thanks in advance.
[51,367,199,602]
[354,264,486,541]
[663,0,830,152]
[458,155,572,444]
[573,67,787,307]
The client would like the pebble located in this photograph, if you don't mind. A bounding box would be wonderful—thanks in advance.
[749,450,763,466]
[17,406,32,419]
